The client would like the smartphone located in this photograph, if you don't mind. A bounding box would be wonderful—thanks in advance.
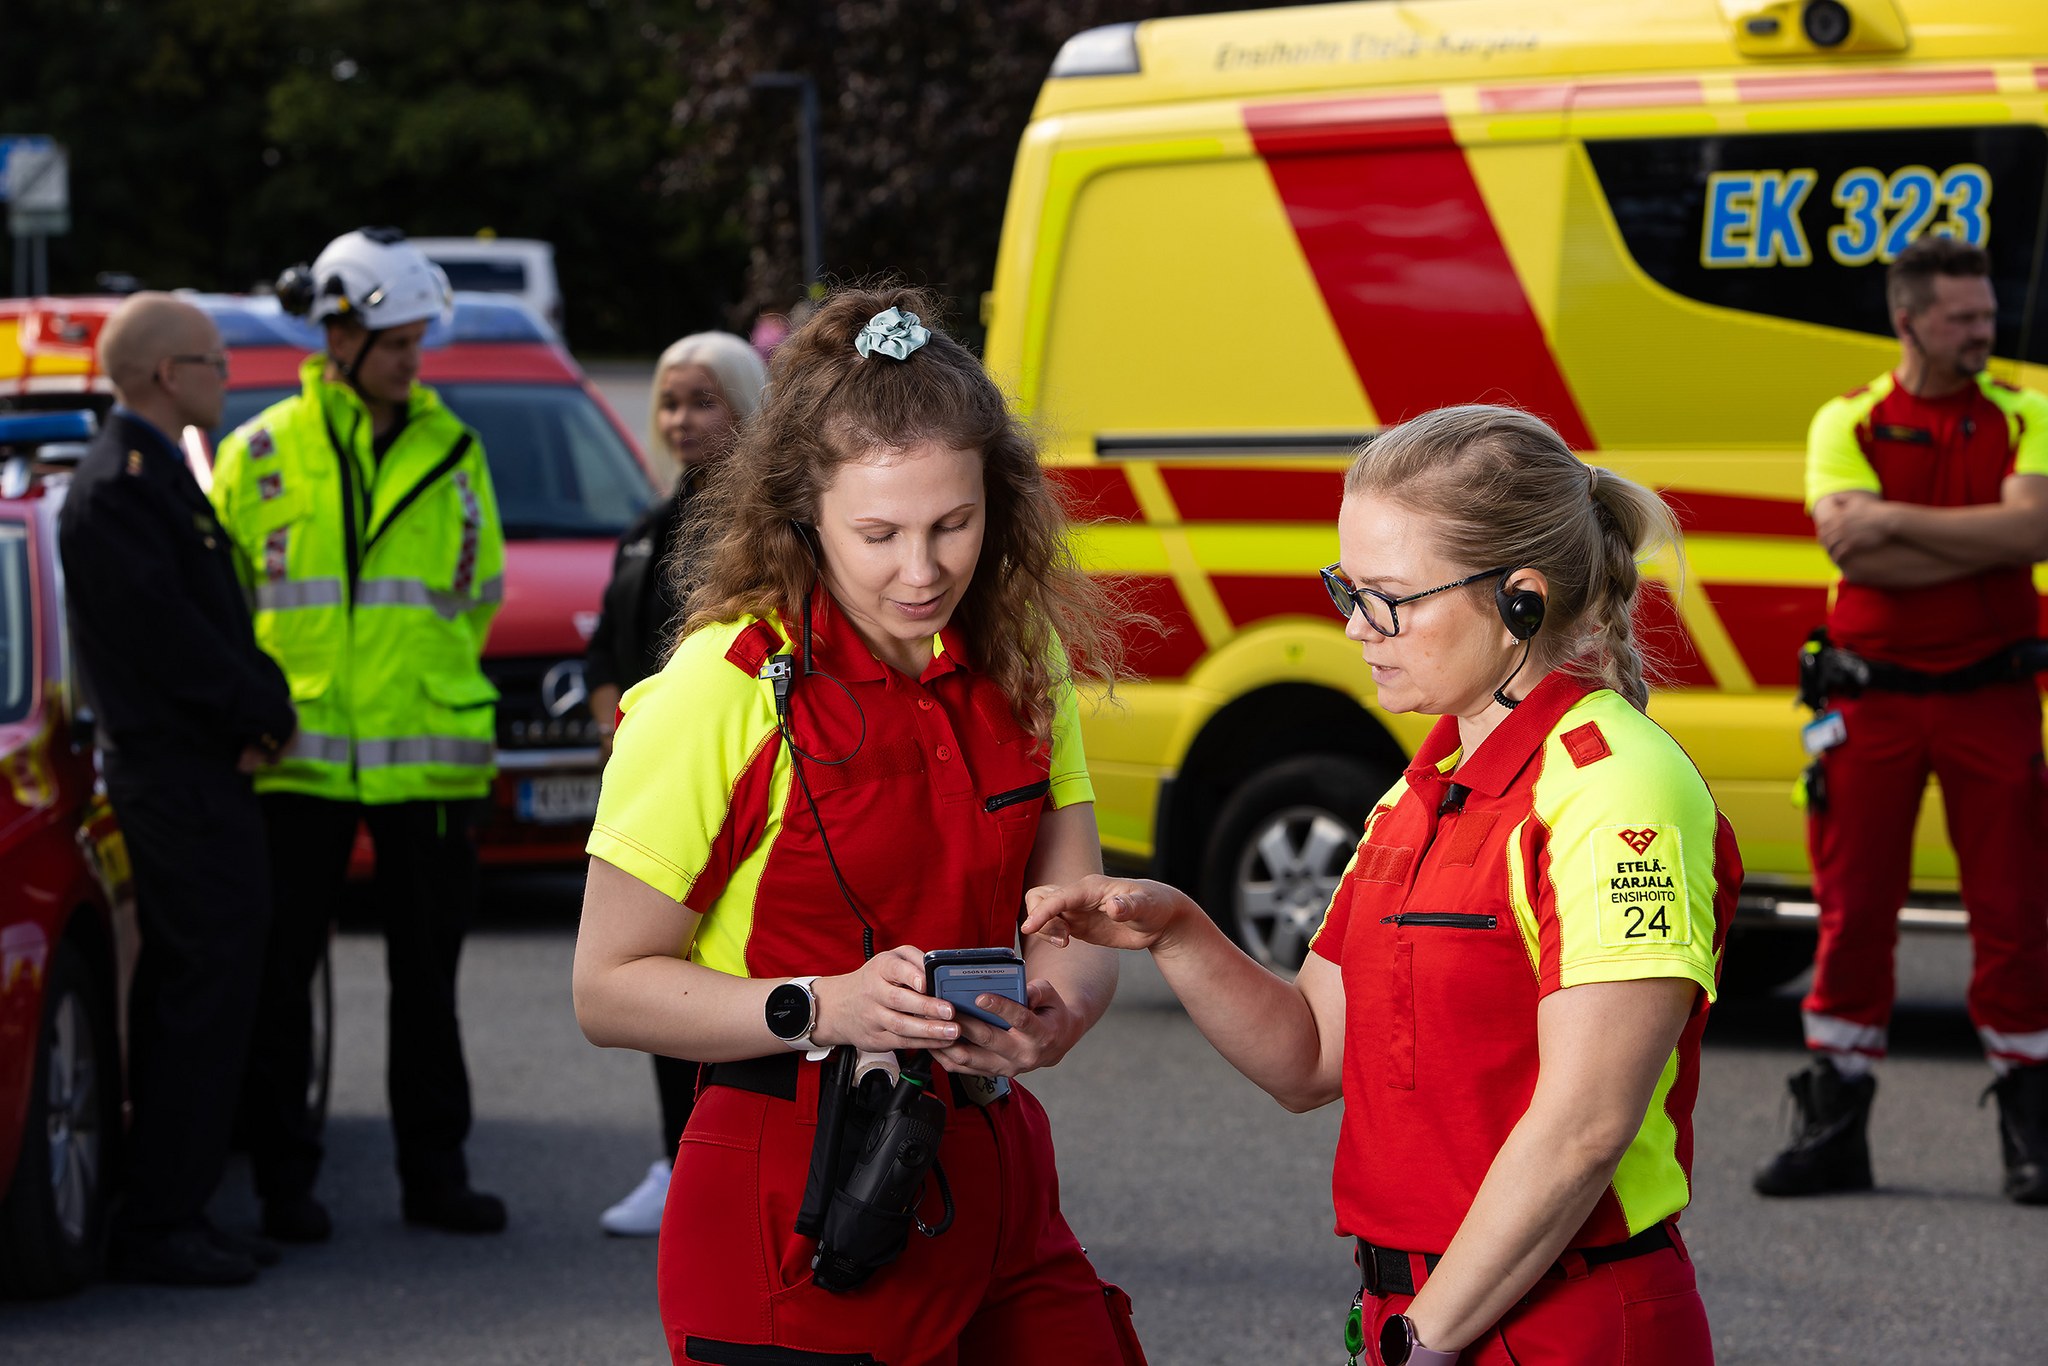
[924,947,1027,1030]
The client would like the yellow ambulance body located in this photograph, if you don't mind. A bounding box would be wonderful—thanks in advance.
[985,0,2048,987]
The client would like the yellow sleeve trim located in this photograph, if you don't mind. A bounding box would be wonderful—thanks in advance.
[1805,385,1884,512]
[1046,672,1094,809]
[1558,954,1717,1005]
[586,825,694,904]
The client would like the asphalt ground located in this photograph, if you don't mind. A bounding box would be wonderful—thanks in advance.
[4,870,2044,1364]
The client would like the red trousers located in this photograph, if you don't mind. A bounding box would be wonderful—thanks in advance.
[659,1067,1144,1366]
[1364,1230,1712,1365]
[1803,684,2048,1065]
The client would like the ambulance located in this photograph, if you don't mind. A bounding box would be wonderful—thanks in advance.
[984,0,2048,991]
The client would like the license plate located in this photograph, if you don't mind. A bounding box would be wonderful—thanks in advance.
[516,775,601,825]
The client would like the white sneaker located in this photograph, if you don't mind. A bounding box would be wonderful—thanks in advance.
[599,1159,671,1237]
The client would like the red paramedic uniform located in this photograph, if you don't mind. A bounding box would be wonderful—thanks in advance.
[1310,673,1739,1365]
[1803,370,2048,1068]
[588,591,1143,1366]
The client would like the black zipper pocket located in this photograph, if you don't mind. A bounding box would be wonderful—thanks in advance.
[984,779,1050,813]
[1379,913,1497,930]
[683,1338,879,1366]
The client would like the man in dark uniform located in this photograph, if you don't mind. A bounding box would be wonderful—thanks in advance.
[58,293,298,1284]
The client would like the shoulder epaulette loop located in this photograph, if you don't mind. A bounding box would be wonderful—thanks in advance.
[723,619,785,677]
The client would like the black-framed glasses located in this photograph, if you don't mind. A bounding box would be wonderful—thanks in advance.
[1320,563,1511,636]
[168,352,229,378]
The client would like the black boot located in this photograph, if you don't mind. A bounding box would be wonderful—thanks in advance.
[403,1184,507,1234]
[1754,1057,1876,1196]
[1988,1064,2048,1206]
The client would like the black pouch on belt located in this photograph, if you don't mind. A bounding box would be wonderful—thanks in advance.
[1797,628,1834,710]
[810,1056,949,1294]
[795,1046,856,1238]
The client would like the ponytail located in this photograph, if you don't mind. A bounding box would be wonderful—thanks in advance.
[1582,476,1678,711]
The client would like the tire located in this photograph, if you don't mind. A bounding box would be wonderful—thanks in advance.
[1197,755,1389,971]
[1717,924,1818,999]
[0,936,119,1298]
[307,936,334,1137]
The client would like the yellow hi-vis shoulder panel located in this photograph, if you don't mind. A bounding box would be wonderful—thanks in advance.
[1978,372,2048,478]
[1515,690,1725,1235]
[588,617,793,980]
[1804,375,1891,512]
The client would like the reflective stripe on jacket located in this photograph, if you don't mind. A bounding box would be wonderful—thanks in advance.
[211,354,505,803]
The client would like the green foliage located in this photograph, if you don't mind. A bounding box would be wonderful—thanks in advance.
[657,0,1296,348]
[0,0,739,350]
[1,0,1290,352]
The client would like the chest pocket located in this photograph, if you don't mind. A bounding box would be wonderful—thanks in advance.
[1377,894,1532,1094]
[796,734,926,798]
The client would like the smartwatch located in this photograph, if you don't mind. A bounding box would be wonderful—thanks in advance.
[765,977,822,1052]
[1379,1314,1457,1366]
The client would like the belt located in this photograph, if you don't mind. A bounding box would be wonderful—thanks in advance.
[702,1052,1006,1108]
[1802,632,2047,705]
[1356,1221,1674,1299]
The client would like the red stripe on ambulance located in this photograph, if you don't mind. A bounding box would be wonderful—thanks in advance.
[1703,583,1830,687]
[1634,581,1715,690]
[1161,467,1344,523]
[1663,490,1814,539]
[1736,68,1997,103]
[1046,465,1143,522]
[1100,575,1207,681]
[1213,574,1336,628]
[1245,96,1598,452]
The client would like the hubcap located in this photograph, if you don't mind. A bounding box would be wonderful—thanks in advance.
[44,989,99,1244]
[1232,805,1353,969]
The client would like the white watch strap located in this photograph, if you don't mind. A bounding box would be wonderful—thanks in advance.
[780,976,823,1056]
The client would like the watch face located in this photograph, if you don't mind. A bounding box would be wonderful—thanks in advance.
[1379,1315,1413,1366]
[765,982,812,1040]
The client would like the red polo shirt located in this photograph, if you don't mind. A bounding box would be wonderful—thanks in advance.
[588,589,1093,977]
[1309,673,1740,1253]
[1807,370,2048,670]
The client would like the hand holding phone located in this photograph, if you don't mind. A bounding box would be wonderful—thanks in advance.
[924,947,1027,1030]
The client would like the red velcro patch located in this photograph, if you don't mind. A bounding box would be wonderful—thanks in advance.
[1561,722,1611,769]
[1437,810,1500,867]
[1356,844,1415,884]
[723,620,784,677]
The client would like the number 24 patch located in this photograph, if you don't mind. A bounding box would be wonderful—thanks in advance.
[1593,824,1691,948]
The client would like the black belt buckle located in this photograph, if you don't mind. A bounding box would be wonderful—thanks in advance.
[1357,1237,1382,1296]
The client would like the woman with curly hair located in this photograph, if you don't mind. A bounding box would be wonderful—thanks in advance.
[573,285,1147,1365]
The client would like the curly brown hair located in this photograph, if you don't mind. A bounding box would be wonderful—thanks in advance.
[675,283,1123,744]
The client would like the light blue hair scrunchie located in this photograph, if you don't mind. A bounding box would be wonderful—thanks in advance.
[853,306,931,361]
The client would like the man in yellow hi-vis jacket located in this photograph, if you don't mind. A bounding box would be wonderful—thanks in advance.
[212,228,508,1239]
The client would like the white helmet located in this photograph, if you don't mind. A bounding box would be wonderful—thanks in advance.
[278,227,452,331]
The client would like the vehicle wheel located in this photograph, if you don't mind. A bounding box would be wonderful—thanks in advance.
[1197,755,1389,972]
[307,935,334,1137]
[0,936,118,1298]
[1717,925,1817,999]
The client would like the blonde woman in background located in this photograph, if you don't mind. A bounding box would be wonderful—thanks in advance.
[586,331,767,1235]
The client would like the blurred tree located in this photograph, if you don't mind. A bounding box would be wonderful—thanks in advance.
[2,0,1294,352]
[658,0,1298,346]
[0,0,740,351]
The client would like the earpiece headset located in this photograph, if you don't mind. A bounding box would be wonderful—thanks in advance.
[1495,577,1546,642]
[765,518,877,958]
[1491,571,1545,710]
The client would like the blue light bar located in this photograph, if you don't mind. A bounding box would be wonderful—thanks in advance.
[0,409,97,447]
